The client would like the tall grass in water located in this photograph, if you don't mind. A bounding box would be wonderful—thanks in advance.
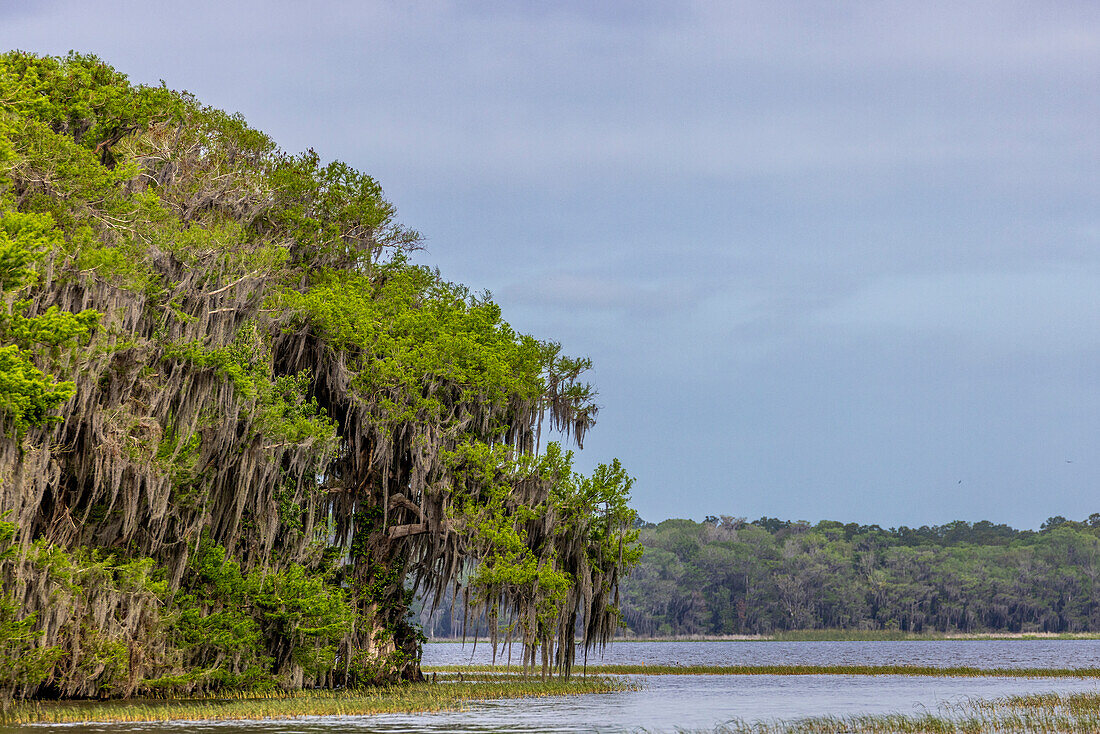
[773,629,1100,641]
[775,629,940,641]
[0,678,633,725]
[686,692,1100,733]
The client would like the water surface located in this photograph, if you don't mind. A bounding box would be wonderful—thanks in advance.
[425,638,1100,669]
[17,641,1100,733]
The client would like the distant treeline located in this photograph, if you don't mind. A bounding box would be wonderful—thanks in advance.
[416,514,1100,640]
[618,514,1100,636]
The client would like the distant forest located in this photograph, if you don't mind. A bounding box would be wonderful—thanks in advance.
[417,515,1100,638]
[619,514,1100,636]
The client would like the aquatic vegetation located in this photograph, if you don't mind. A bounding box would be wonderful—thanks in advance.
[0,678,635,725]
[708,691,1100,733]
[772,629,1100,641]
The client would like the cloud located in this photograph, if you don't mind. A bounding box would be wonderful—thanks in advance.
[501,271,701,316]
[811,267,1100,352]
[5,1,1096,188]
[3,1,1100,526]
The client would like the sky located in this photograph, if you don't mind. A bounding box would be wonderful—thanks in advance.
[2,1,1097,529]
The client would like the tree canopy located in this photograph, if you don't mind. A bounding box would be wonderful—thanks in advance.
[620,515,1100,636]
[0,51,638,700]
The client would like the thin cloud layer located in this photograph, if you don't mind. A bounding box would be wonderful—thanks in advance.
[1,1,1097,527]
[813,269,1100,352]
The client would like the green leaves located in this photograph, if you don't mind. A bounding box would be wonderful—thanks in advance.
[266,149,402,267]
[621,514,1100,637]
[0,345,75,433]
[0,52,182,165]
[0,50,631,695]
[0,590,61,700]
[456,441,641,676]
[2,305,99,354]
[283,263,547,414]
[172,540,356,684]
[0,209,98,434]
[0,211,55,289]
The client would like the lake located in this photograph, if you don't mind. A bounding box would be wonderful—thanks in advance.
[424,637,1100,669]
[15,641,1100,733]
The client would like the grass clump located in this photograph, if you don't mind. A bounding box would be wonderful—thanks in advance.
[0,678,634,725]
[705,691,1100,733]
[773,629,1100,642]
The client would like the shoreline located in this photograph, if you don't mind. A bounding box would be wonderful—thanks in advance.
[0,679,634,726]
[425,664,1100,678]
[10,659,1100,726]
[425,631,1100,643]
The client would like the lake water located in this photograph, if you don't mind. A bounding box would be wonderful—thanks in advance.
[424,638,1100,669]
[16,641,1100,733]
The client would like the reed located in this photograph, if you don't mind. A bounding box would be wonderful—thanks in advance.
[773,629,1100,642]
[657,692,1100,733]
[423,663,1100,678]
[0,679,634,726]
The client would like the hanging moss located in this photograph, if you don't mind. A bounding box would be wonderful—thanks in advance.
[0,50,640,702]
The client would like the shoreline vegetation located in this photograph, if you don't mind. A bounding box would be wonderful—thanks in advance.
[767,630,1100,641]
[418,515,1100,642]
[426,630,1100,643]
[611,516,1100,641]
[0,679,635,726]
[424,664,1100,678]
[11,666,1100,728]
[5,48,1100,734]
[708,693,1100,734]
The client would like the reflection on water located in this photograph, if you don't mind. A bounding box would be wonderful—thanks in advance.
[14,642,1100,733]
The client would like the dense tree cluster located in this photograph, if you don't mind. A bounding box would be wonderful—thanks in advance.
[0,52,638,700]
[620,515,1100,636]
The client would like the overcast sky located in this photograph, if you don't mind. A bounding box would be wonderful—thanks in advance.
[3,1,1098,528]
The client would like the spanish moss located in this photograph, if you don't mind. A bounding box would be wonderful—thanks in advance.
[0,51,640,703]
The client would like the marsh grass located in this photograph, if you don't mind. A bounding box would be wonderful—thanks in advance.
[517,630,1100,642]
[772,629,1100,642]
[424,663,1100,678]
[700,692,1100,733]
[0,678,634,726]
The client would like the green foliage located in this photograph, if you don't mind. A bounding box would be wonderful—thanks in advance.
[1,303,99,355]
[261,371,338,445]
[162,327,337,448]
[2,531,351,695]
[172,542,264,661]
[281,262,547,421]
[0,52,180,160]
[552,451,643,571]
[0,209,98,434]
[0,210,56,289]
[618,514,1100,637]
[155,424,203,491]
[265,149,408,266]
[456,442,640,676]
[168,540,356,688]
[0,530,168,696]
[0,345,74,433]
[0,50,627,699]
